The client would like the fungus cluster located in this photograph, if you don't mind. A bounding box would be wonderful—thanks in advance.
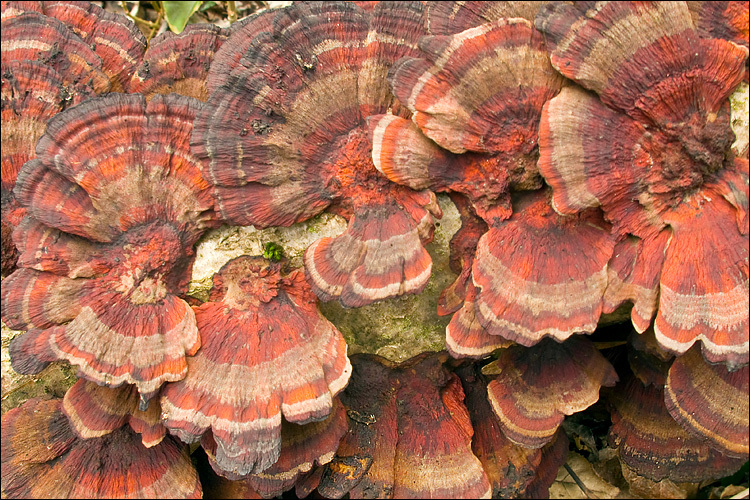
[1,1,749,499]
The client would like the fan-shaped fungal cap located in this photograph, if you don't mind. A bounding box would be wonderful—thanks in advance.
[485,336,618,449]
[3,93,215,401]
[446,282,513,359]
[62,379,166,448]
[130,23,228,101]
[201,398,348,498]
[603,231,671,333]
[1,11,110,93]
[375,17,563,223]
[1,60,95,274]
[536,1,747,128]
[0,1,42,20]
[317,352,491,499]
[193,1,441,307]
[42,0,146,92]
[454,361,569,498]
[654,188,749,368]
[425,1,548,35]
[160,255,351,477]
[1,397,201,499]
[665,346,749,458]
[608,378,746,483]
[472,190,617,346]
[687,2,749,53]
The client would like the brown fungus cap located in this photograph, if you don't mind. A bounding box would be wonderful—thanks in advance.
[193,1,442,307]
[1,11,110,93]
[201,398,348,498]
[0,1,42,20]
[2,93,216,402]
[472,190,617,346]
[1,397,201,499]
[42,0,146,92]
[665,346,749,458]
[485,336,618,449]
[687,1,749,52]
[608,377,746,483]
[1,60,95,275]
[160,255,351,477]
[454,361,569,498]
[62,379,166,448]
[425,1,549,35]
[317,352,491,499]
[374,16,563,222]
[538,87,748,368]
[131,23,228,101]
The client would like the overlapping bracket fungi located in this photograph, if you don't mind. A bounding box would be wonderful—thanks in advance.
[62,379,166,448]
[664,346,749,458]
[1,93,216,404]
[1,397,202,499]
[1,59,95,275]
[160,255,351,477]
[39,0,146,92]
[0,6,114,273]
[192,1,443,307]
[687,0,749,80]
[536,1,749,368]
[453,361,569,498]
[130,23,229,102]
[483,336,618,449]
[200,399,348,498]
[423,0,549,36]
[315,352,491,499]
[608,377,747,483]
[371,16,626,351]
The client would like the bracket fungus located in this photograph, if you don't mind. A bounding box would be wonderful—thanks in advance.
[1,59,95,275]
[664,346,749,458]
[130,23,228,102]
[484,336,618,449]
[201,398,348,498]
[316,352,491,499]
[1,93,215,403]
[1,397,202,499]
[192,1,442,307]
[160,255,351,477]
[608,377,746,483]
[62,379,166,448]
[40,0,146,92]
[454,361,570,498]
[1,11,110,93]
[424,1,549,35]
[536,1,749,368]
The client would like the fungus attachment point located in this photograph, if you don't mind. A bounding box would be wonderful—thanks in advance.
[1,397,201,499]
[486,337,618,449]
[160,256,351,477]
[2,93,215,401]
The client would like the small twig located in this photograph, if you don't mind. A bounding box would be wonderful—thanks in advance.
[147,7,164,41]
[564,463,596,499]
[120,1,160,28]
[227,1,238,23]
